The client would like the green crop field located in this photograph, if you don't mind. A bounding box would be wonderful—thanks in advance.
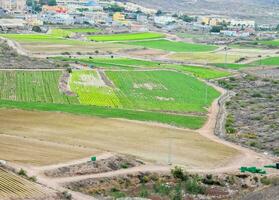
[166,64,231,79]
[0,70,208,129]
[214,63,251,69]
[66,28,100,33]
[70,70,220,113]
[252,56,279,66]
[51,28,100,38]
[55,57,162,69]
[259,40,279,47]
[50,28,74,38]
[88,32,165,41]
[123,39,218,52]
[0,99,206,129]
[0,71,78,104]
[0,33,85,44]
[0,33,61,42]
[55,57,230,79]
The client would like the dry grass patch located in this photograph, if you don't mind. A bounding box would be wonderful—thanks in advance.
[17,41,132,55]
[167,52,239,64]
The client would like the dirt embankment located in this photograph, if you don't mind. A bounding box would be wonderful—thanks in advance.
[217,74,279,156]
[0,39,62,69]
[45,155,144,178]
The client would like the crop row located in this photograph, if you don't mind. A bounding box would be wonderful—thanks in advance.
[0,168,45,199]
[0,71,79,104]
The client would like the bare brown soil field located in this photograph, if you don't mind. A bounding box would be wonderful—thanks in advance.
[0,134,96,166]
[0,109,238,169]
[120,48,168,59]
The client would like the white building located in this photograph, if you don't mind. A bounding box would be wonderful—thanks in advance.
[230,20,255,28]
[154,16,176,25]
[41,13,74,25]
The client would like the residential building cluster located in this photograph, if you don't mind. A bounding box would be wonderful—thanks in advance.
[1,0,276,39]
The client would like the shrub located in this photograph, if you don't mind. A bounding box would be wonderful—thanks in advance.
[261,176,271,185]
[28,176,37,182]
[185,178,205,194]
[251,92,262,98]
[110,188,126,198]
[171,166,188,181]
[120,163,129,169]
[18,169,27,177]
[153,182,171,196]
[62,191,72,200]
[139,184,149,198]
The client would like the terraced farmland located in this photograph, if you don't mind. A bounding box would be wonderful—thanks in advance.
[0,71,78,104]
[70,70,220,113]
[123,39,218,52]
[0,168,47,199]
[56,57,230,79]
[88,32,165,41]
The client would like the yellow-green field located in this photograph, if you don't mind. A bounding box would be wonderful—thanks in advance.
[168,52,240,64]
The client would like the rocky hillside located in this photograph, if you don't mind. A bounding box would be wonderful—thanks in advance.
[119,0,279,24]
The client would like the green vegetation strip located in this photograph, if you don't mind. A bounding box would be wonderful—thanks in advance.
[88,32,165,42]
[0,34,92,46]
[0,99,206,129]
[252,56,279,66]
[122,39,218,52]
[213,63,251,70]
[258,40,279,47]
[55,57,230,79]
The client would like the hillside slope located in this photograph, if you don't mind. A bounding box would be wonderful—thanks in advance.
[120,0,279,24]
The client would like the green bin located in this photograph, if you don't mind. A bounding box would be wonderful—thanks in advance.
[91,156,96,161]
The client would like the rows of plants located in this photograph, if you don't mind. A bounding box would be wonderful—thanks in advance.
[0,71,78,104]
[0,168,45,199]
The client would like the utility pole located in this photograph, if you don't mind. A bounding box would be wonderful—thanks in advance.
[224,46,228,68]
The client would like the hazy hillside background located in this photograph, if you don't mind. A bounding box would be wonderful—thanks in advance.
[119,0,279,24]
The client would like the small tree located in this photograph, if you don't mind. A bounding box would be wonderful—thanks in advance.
[156,10,163,16]
[32,26,41,33]
[210,26,223,33]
